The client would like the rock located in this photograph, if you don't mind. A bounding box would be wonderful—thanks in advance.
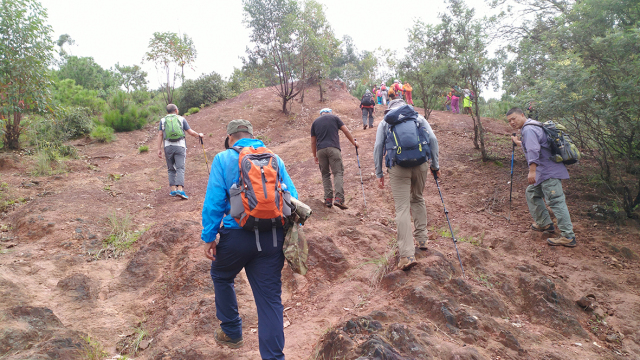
[358,334,408,360]
[139,339,150,350]
[307,236,349,280]
[343,316,383,335]
[56,274,93,301]
[605,333,618,342]
[369,310,388,321]
[594,308,605,319]
[380,270,408,291]
[315,329,355,359]
[576,295,595,310]
[499,330,524,353]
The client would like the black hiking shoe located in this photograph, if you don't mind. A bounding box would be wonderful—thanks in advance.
[363,125,367,130]
[214,329,244,349]
[547,236,577,247]
[531,223,555,232]
[324,198,333,208]
[333,198,348,210]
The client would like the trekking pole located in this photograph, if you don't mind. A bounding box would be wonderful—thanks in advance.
[199,136,210,174]
[432,170,465,278]
[508,133,516,222]
[354,139,367,211]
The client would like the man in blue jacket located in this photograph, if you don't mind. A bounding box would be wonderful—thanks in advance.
[202,119,298,360]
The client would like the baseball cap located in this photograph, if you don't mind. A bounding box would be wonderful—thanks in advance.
[227,119,253,135]
[319,108,332,114]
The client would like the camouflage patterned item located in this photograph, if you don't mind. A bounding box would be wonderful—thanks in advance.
[284,221,308,275]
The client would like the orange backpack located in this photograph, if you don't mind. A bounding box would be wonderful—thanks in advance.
[229,145,292,250]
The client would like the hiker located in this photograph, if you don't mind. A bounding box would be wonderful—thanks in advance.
[450,88,460,114]
[360,89,376,130]
[507,107,577,247]
[157,103,204,200]
[403,82,413,105]
[202,119,298,359]
[310,108,358,209]
[376,89,382,105]
[393,80,403,99]
[373,99,440,270]
[463,89,472,115]
[445,92,452,111]
[380,84,388,105]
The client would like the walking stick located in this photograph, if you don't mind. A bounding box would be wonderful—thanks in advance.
[354,139,367,211]
[508,133,515,222]
[432,170,465,278]
[199,136,210,174]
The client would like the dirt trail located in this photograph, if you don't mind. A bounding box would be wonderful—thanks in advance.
[1,81,639,359]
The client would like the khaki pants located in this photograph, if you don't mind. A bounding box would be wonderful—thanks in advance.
[526,178,575,239]
[317,147,344,201]
[389,163,429,258]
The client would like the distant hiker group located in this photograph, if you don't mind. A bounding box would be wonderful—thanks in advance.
[445,85,474,115]
[152,92,579,360]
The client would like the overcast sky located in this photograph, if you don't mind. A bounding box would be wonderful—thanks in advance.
[40,0,502,98]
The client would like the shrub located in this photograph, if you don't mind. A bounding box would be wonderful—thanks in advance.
[138,145,149,153]
[90,125,116,143]
[52,78,106,114]
[187,107,200,115]
[57,106,94,138]
[103,91,149,132]
[178,71,228,111]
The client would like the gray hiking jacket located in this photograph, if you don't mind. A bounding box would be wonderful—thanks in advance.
[373,114,439,178]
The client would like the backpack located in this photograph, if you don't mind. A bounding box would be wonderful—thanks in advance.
[523,121,581,165]
[162,114,185,141]
[384,105,431,168]
[381,85,387,91]
[362,92,375,106]
[229,145,293,250]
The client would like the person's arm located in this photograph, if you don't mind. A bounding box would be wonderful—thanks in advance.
[419,117,440,171]
[277,155,299,200]
[157,130,164,158]
[373,122,386,182]
[311,136,318,164]
[186,129,204,138]
[201,154,230,245]
[339,125,358,148]
[521,126,541,184]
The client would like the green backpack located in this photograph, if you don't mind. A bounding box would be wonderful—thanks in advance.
[524,120,581,165]
[163,114,185,141]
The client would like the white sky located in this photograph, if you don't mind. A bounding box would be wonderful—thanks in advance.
[40,0,502,98]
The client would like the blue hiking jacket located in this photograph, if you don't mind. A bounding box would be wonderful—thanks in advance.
[201,138,299,243]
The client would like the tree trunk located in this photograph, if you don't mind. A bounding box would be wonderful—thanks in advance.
[282,97,289,114]
[472,97,487,160]
[319,81,324,102]
[4,112,22,149]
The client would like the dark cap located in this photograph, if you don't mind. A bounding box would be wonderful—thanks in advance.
[227,119,253,135]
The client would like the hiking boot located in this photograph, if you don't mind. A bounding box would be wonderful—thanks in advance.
[333,198,348,210]
[398,256,417,271]
[363,125,367,130]
[177,190,189,200]
[214,328,244,349]
[547,236,577,247]
[324,198,333,208]
[531,223,555,232]
[417,240,428,250]
[169,190,177,197]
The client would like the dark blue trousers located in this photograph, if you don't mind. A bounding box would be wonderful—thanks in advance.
[210,227,285,360]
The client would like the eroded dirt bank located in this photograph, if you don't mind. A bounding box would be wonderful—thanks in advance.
[1,81,639,359]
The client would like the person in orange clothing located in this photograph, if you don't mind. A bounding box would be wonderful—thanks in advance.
[403,82,413,105]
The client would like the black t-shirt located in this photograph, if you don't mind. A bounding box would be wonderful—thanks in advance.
[310,114,345,151]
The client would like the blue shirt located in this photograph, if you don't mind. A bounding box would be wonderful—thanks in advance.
[201,138,298,243]
[521,119,569,186]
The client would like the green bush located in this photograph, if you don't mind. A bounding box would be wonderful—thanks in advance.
[178,71,228,112]
[186,107,200,115]
[138,145,149,153]
[104,91,149,132]
[52,79,106,114]
[90,125,116,143]
[57,106,94,138]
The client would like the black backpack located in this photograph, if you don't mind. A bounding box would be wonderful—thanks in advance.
[384,105,431,168]
[362,93,375,106]
[523,121,581,165]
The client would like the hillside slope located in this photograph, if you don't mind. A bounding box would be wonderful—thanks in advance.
[0,81,639,360]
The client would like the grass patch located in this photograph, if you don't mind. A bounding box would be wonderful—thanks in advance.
[101,211,147,257]
[79,335,109,360]
[355,237,398,288]
[90,125,116,143]
[138,145,149,153]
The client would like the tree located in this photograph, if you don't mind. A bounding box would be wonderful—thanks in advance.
[296,0,340,102]
[144,32,197,105]
[114,63,148,93]
[400,21,453,119]
[436,0,501,161]
[0,0,54,149]
[57,56,119,92]
[56,33,74,57]
[243,0,301,114]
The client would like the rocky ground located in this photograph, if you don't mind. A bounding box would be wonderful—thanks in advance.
[1,81,639,359]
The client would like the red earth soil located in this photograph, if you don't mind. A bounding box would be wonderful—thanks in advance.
[1,80,639,359]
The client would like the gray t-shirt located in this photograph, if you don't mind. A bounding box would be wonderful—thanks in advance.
[521,119,569,186]
[159,115,190,148]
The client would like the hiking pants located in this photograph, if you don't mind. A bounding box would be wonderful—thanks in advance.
[377,96,382,104]
[210,227,285,360]
[317,147,344,201]
[164,145,186,187]
[362,108,374,127]
[381,94,388,105]
[451,96,459,114]
[526,178,575,239]
[388,162,429,258]
[405,91,413,105]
